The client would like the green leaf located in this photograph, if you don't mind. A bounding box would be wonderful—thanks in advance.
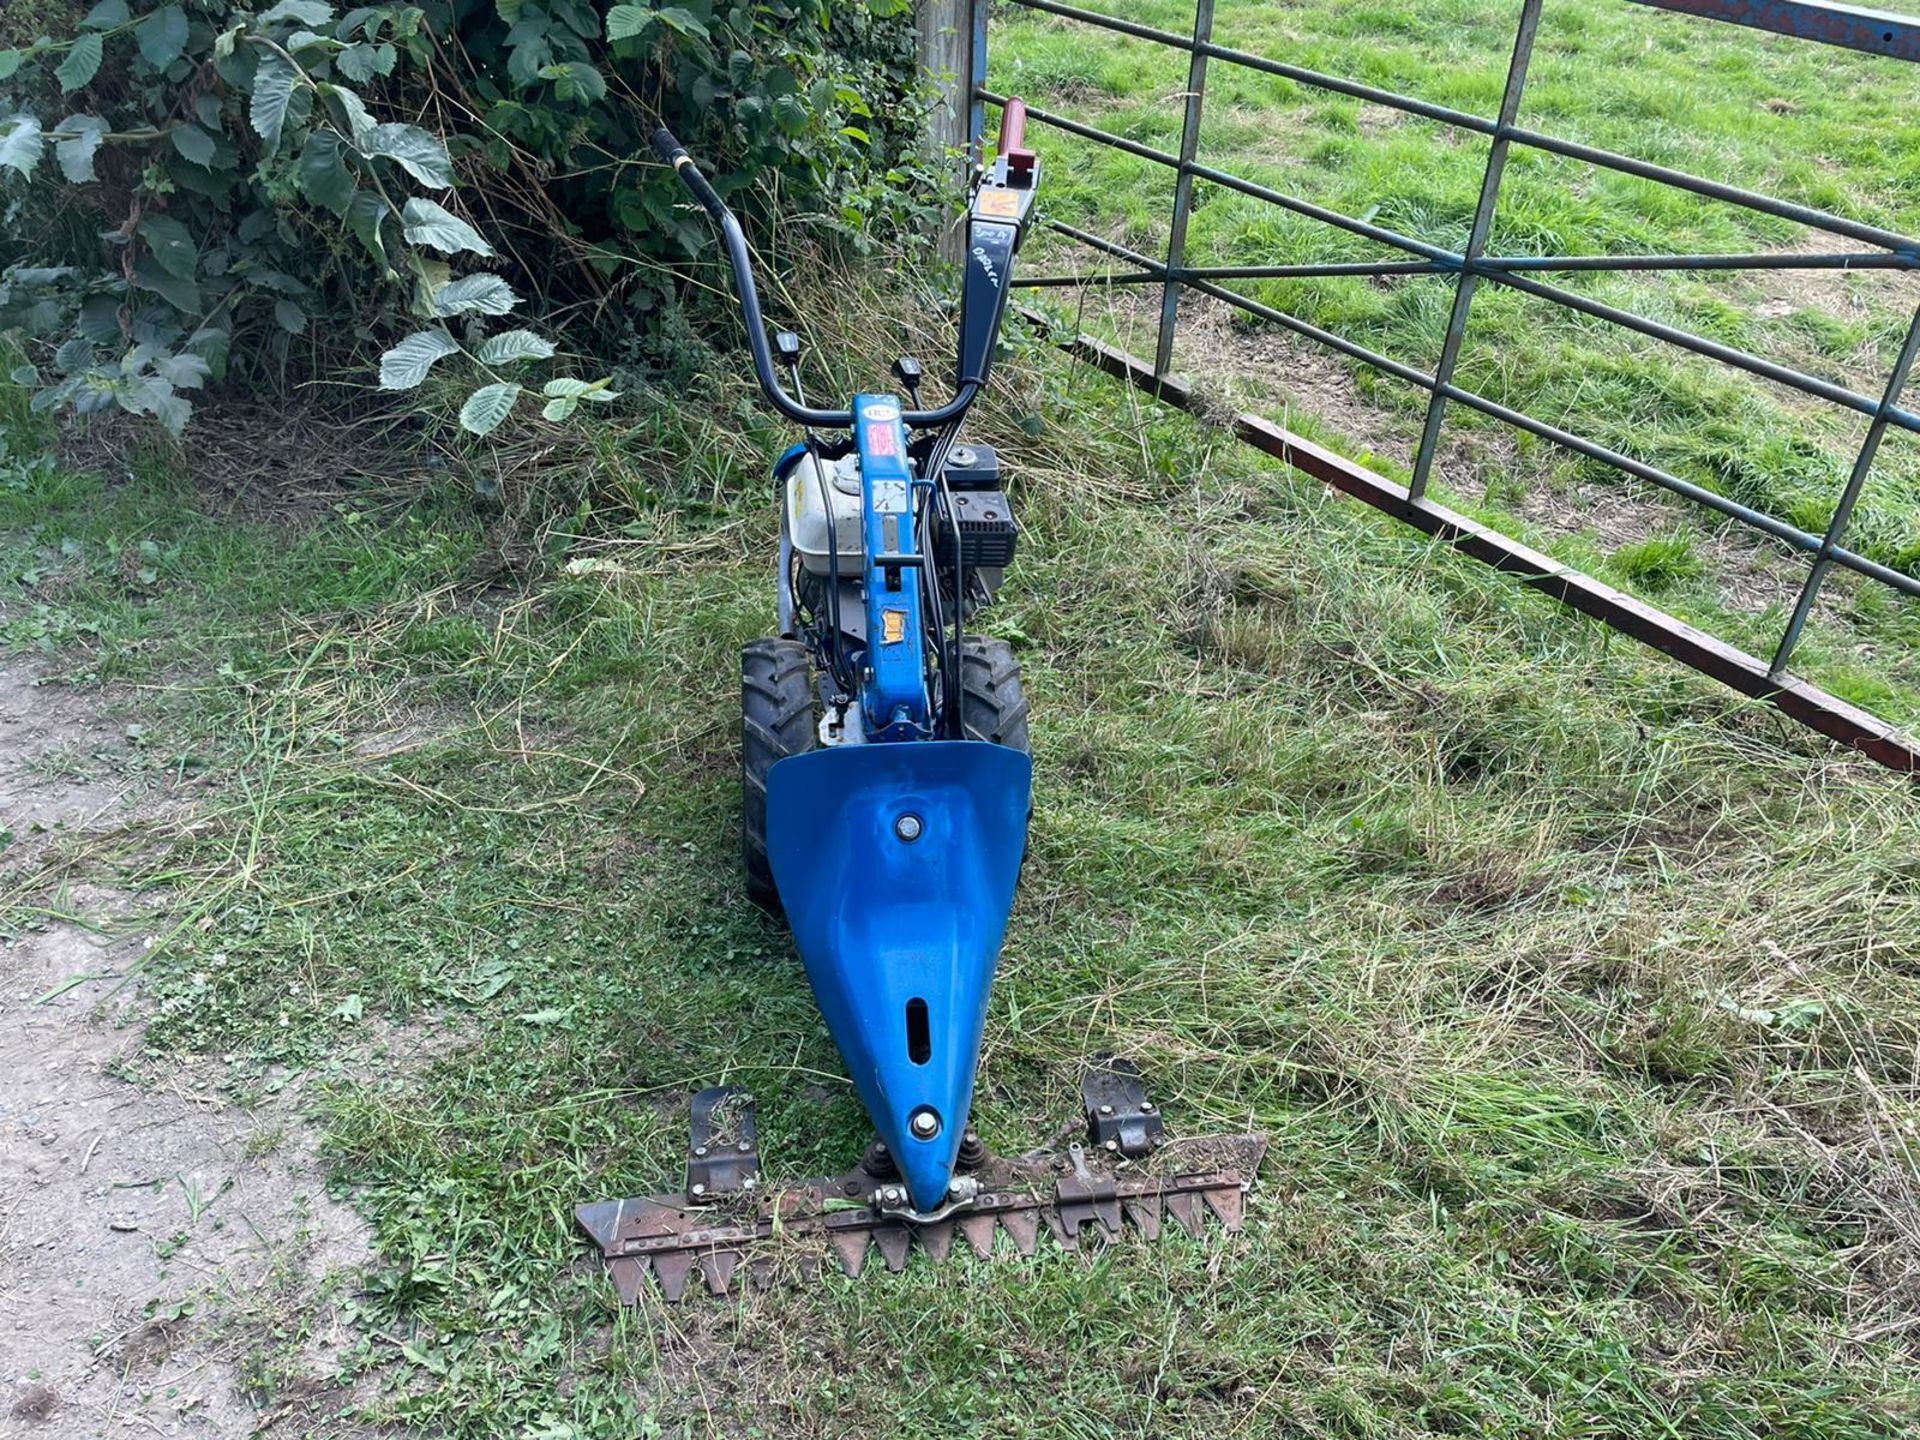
[541,395,577,422]
[77,294,123,344]
[430,274,519,317]
[57,33,105,93]
[131,254,199,313]
[55,336,97,375]
[336,41,396,82]
[53,114,108,182]
[319,83,376,145]
[250,52,301,150]
[135,5,188,68]
[400,198,492,257]
[214,24,242,59]
[772,92,809,136]
[538,62,606,104]
[139,213,198,280]
[273,299,308,334]
[459,382,522,436]
[0,116,43,179]
[346,191,391,269]
[476,329,554,364]
[259,0,335,26]
[153,351,209,389]
[0,50,24,82]
[169,123,217,167]
[655,7,710,38]
[605,4,650,40]
[81,0,130,28]
[378,328,460,389]
[297,130,356,214]
[360,122,454,188]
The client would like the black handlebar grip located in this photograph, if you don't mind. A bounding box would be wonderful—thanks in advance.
[650,127,726,220]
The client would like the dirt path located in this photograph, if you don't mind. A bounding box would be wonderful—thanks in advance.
[0,664,371,1438]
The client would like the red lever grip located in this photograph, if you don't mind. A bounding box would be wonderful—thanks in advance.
[999,98,1027,158]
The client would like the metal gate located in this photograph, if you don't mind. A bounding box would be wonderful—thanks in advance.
[942,0,1920,770]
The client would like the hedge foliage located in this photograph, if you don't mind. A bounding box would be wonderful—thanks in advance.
[0,0,930,435]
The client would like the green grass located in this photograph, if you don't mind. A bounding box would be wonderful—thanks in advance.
[991,0,1920,726]
[7,259,1920,1439]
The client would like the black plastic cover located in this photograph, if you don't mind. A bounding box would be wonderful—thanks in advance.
[943,443,1002,491]
[934,490,1018,571]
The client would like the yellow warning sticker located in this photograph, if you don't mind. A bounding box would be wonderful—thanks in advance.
[882,609,907,645]
[977,188,1020,218]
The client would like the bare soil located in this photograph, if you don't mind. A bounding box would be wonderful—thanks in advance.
[0,662,374,1439]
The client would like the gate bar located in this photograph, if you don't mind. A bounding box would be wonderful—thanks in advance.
[1155,0,1214,377]
[1408,0,1542,500]
[1011,219,1920,599]
[1022,309,1920,771]
[987,92,1920,436]
[1771,301,1920,675]
[1628,0,1920,61]
[1020,252,1913,286]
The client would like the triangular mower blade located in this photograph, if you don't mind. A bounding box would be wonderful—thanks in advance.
[1166,1191,1202,1238]
[1043,1207,1079,1253]
[610,1256,649,1305]
[1203,1186,1245,1232]
[1000,1208,1040,1257]
[652,1252,695,1302]
[1124,1194,1163,1241]
[875,1225,913,1274]
[830,1230,870,1279]
[700,1249,739,1296]
[918,1221,954,1262]
[959,1212,998,1259]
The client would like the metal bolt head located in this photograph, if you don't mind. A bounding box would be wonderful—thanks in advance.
[909,1109,940,1140]
[693,1145,708,1157]
[1104,1139,1119,1152]
[894,813,923,843]
[737,1140,752,1152]
[691,1183,707,1196]
[1098,1104,1113,1115]
[1140,1101,1155,1113]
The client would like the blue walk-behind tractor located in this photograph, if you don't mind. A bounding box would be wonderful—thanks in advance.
[576,103,1264,1300]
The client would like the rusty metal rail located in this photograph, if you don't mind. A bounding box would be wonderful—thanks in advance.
[1027,314,1920,771]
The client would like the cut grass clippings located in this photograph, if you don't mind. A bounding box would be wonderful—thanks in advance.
[7,251,1920,1438]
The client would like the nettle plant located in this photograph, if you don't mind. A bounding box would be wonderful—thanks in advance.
[0,2,922,441]
[0,0,611,436]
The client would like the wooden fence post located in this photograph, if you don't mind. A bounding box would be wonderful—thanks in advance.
[917,0,984,261]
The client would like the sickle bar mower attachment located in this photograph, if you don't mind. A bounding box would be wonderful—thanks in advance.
[577,1076,1266,1302]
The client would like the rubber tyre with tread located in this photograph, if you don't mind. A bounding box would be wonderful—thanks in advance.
[956,637,1030,752]
[742,638,815,912]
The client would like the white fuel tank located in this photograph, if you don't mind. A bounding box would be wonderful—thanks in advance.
[787,452,865,576]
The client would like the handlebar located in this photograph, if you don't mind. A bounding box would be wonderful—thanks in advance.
[651,128,978,430]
